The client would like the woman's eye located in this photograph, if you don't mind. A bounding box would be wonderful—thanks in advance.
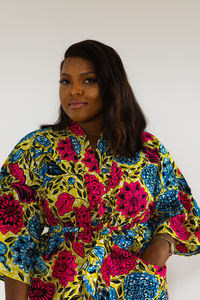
[84,78,97,84]
[59,79,70,85]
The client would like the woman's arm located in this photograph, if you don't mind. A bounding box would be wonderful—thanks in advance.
[140,234,176,267]
[5,276,30,300]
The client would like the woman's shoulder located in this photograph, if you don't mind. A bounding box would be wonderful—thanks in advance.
[17,127,67,147]
[5,127,68,163]
[142,131,168,156]
[142,131,161,146]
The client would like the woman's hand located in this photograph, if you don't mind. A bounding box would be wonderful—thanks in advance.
[140,237,172,267]
[5,276,30,300]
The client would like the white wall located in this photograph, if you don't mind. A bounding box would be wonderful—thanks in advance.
[0,0,200,299]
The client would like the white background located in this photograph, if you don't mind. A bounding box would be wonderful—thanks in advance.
[0,0,200,299]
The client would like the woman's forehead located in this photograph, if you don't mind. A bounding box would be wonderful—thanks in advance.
[61,57,95,74]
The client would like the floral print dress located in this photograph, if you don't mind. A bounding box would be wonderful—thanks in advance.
[0,121,200,300]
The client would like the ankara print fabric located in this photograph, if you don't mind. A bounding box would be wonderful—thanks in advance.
[0,122,200,300]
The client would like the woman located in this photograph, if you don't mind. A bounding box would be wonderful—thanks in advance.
[1,40,200,300]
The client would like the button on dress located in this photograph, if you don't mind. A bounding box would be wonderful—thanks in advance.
[0,121,200,300]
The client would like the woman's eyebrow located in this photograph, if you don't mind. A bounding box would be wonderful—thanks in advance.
[60,71,96,77]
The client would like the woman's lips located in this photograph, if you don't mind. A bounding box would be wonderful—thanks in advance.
[69,102,87,109]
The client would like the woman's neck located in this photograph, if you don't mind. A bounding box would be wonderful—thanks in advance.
[78,118,103,151]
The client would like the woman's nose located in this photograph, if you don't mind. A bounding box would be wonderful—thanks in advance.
[70,84,83,97]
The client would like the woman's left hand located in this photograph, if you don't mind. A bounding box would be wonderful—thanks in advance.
[140,238,171,267]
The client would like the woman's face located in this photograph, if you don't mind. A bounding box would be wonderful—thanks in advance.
[59,56,103,127]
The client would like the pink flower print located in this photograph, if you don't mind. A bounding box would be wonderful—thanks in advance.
[41,199,58,226]
[178,168,182,175]
[101,255,111,285]
[72,241,85,257]
[84,174,105,208]
[142,132,154,143]
[195,229,200,241]
[178,191,192,212]
[69,120,86,136]
[0,194,24,234]
[56,137,78,162]
[154,265,167,277]
[11,182,36,203]
[107,162,123,191]
[98,200,106,217]
[169,215,191,241]
[116,181,148,218]
[28,278,56,300]
[78,229,92,243]
[82,149,100,173]
[52,250,77,287]
[101,245,137,282]
[74,205,91,228]
[149,201,156,215]
[110,245,137,276]
[143,146,159,164]
[9,163,25,183]
[74,205,92,243]
[176,243,188,253]
[63,221,75,242]
[56,193,75,216]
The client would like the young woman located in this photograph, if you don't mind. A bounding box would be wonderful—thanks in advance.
[1,40,200,300]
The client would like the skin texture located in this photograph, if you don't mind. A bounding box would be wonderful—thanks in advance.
[5,276,29,300]
[59,56,104,151]
[141,238,171,267]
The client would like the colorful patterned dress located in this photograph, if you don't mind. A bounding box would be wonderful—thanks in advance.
[0,121,200,300]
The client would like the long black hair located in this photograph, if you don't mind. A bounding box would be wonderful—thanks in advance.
[41,40,147,157]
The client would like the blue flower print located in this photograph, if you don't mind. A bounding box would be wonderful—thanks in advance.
[68,177,76,185]
[70,136,81,155]
[141,165,160,196]
[35,256,48,273]
[10,149,25,162]
[110,286,118,300]
[91,219,99,226]
[0,166,8,181]
[0,242,10,271]
[115,152,141,165]
[194,200,200,218]
[36,135,51,147]
[124,271,159,300]
[98,138,107,155]
[34,163,52,187]
[95,288,110,300]
[102,168,109,173]
[142,222,152,241]
[93,246,105,265]
[159,144,167,155]
[42,233,65,259]
[82,274,95,296]
[87,264,98,273]
[19,129,48,144]
[177,176,191,194]
[29,213,43,240]
[162,157,177,188]
[156,189,184,217]
[157,288,168,300]
[112,234,134,250]
[46,160,65,176]
[11,234,37,273]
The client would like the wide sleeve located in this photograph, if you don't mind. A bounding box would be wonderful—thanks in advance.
[149,141,200,256]
[0,133,44,284]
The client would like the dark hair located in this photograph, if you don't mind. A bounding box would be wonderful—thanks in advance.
[41,40,147,157]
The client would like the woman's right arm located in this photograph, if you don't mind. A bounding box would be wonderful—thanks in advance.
[5,276,30,300]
